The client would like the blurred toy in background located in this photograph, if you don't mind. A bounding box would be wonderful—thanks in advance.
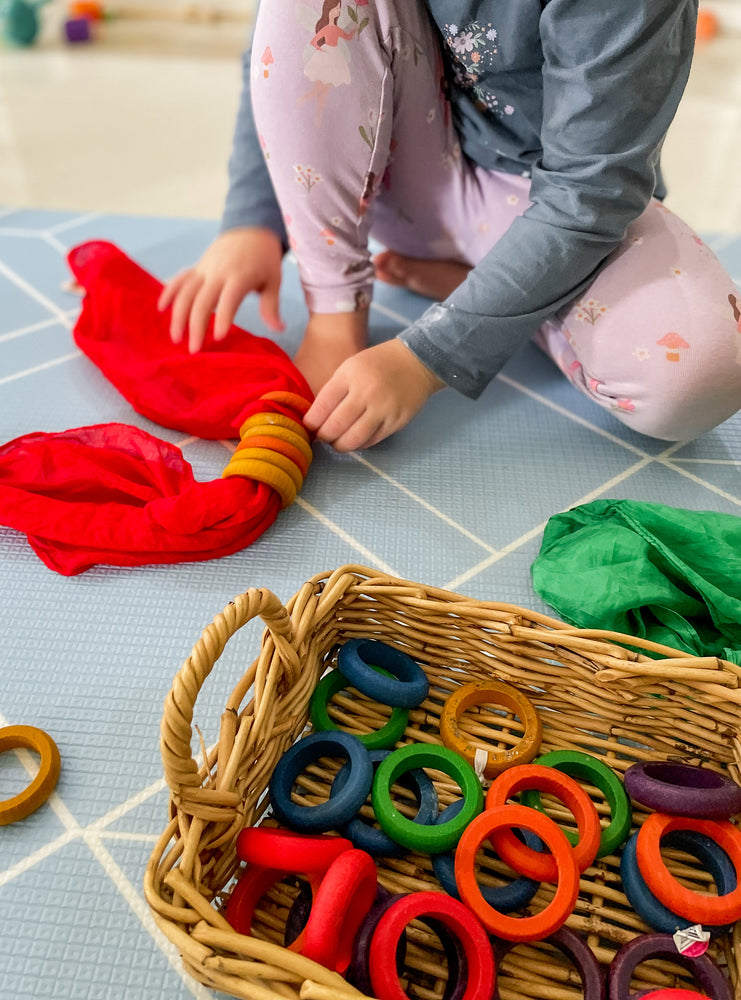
[696,7,720,44]
[0,0,49,46]
[64,0,102,42]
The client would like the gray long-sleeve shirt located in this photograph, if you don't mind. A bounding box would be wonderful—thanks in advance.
[221,0,698,398]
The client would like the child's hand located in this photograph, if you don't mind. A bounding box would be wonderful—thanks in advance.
[304,339,445,451]
[158,227,285,354]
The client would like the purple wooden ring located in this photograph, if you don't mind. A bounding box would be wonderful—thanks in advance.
[607,933,733,1000]
[348,888,469,1000]
[624,762,741,819]
[494,926,604,1000]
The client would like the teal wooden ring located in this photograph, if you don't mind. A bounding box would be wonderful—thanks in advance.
[309,669,409,750]
[372,744,483,854]
[521,749,632,857]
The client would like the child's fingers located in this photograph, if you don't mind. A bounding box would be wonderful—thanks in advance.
[188,281,222,354]
[259,272,285,333]
[213,280,245,341]
[332,414,385,452]
[158,270,189,312]
[169,272,204,344]
[304,379,349,433]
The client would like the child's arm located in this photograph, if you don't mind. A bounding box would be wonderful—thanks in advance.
[160,41,287,353]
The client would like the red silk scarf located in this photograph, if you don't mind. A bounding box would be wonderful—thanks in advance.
[0,241,313,575]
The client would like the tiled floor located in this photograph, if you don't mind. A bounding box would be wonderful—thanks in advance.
[2,11,741,1000]
[1,208,740,999]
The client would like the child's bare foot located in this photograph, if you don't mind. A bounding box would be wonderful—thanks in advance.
[293,309,369,395]
[374,250,471,300]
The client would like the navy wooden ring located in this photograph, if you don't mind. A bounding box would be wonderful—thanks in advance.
[269,731,373,833]
[624,761,741,819]
[332,749,438,857]
[494,927,604,1000]
[337,638,429,708]
[607,934,733,1000]
[431,799,540,912]
[620,829,736,938]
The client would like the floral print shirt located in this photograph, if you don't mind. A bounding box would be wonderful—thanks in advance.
[223,0,697,397]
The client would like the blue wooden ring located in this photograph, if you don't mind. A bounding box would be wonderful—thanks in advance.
[620,829,736,938]
[333,749,438,857]
[269,731,373,833]
[337,638,429,708]
[431,799,541,912]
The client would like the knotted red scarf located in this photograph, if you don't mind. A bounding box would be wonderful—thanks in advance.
[0,241,313,575]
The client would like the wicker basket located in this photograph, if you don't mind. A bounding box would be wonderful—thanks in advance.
[144,564,741,1000]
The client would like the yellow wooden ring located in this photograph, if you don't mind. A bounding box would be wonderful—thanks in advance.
[238,424,314,467]
[239,411,310,443]
[222,457,297,508]
[228,447,303,493]
[439,680,542,779]
[0,725,61,825]
[260,390,313,416]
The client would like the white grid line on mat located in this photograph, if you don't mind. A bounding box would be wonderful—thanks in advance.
[0,718,214,1000]
[0,258,74,326]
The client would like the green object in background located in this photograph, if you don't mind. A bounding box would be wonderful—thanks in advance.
[531,499,741,664]
[1,0,48,46]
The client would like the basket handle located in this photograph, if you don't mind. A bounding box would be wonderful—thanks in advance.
[160,588,299,796]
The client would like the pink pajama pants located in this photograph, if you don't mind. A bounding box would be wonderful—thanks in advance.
[251,0,741,440]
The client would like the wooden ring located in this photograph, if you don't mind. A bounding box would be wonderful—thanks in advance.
[439,680,542,779]
[260,390,313,415]
[238,411,310,442]
[0,725,61,825]
[236,435,311,477]
[222,457,297,508]
[228,447,303,492]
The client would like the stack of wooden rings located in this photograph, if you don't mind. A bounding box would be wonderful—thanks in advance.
[221,391,313,508]
[223,637,741,1000]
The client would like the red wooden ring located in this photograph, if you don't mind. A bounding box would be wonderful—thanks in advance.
[224,865,321,952]
[236,827,353,873]
[369,891,496,1000]
[455,804,580,942]
[640,993,710,999]
[485,764,601,882]
[301,849,378,973]
[636,813,741,925]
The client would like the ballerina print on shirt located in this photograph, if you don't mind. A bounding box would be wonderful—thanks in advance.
[296,1,366,123]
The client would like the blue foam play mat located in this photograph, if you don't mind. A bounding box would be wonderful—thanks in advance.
[1,207,740,1000]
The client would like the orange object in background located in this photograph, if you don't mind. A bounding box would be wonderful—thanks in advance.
[69,0,103,18]
[696,7,719,43]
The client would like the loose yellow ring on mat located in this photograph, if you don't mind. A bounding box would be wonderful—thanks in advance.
[0,725,61,825]
[439,680,542,779]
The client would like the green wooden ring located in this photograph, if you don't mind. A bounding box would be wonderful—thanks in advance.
[372,744,483,854]
[309,669,409,750]
[521,749,632,857]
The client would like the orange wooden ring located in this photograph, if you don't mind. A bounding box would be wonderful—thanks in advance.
[637,813,741,925]
[237,424,314,466]
[0,725,61,825]
[236,435,311,478]
[230,448,304,493]
[485,764,601,881]
[439,680,542,779]
[455,804,580,941]
[222,457,297,508]
[239,411,310,443]
[260,390,313,415]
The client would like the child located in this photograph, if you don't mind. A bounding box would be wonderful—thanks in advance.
[159,0,741,452]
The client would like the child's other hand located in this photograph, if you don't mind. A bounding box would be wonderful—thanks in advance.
[303,339,445,451]
[157,227,285,354]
